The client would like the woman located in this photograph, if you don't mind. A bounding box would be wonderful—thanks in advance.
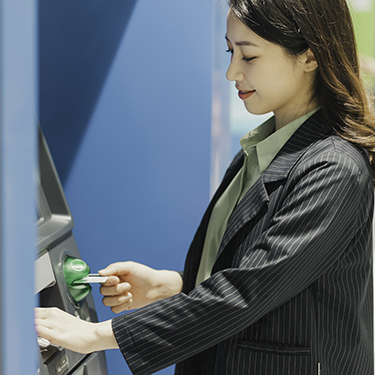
[35,0,375,374]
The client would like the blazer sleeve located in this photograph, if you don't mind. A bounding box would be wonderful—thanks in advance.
[112,145,374,375]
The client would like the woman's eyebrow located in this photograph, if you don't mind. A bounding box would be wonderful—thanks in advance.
[225,34,259,47]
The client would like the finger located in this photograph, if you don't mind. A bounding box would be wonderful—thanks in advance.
[102,293,132,307]
[35,318,49,334]
[35,314,58,343]
[111,298,133,314]
[35,316,49,327]
[35,307,46,319]
[36,324,54,340]
[100,282,131,296]
[35,306,58,319]
[98,261,134,276]
[111,298,134,314]
[101,276,120,287]
[36,325,65,349]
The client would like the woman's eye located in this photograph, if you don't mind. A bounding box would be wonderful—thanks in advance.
[242,56,256,62]
[226,48,256,62]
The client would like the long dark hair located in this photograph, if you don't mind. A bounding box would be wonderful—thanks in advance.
[229,0,375,184]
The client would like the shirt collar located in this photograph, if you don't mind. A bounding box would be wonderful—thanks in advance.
[240,107,320,174]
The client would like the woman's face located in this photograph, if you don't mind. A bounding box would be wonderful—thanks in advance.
[226,11,317,129]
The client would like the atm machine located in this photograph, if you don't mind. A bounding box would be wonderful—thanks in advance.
[35,128,107,375]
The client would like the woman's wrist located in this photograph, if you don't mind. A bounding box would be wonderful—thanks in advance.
[154,270,183,301]
[93,319,119,352]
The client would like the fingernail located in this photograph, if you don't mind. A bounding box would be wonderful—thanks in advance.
[119,283,129,292]
[118,296,130,303]
[99,268,112,275]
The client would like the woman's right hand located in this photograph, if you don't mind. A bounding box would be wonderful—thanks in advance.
[99,261,183,313]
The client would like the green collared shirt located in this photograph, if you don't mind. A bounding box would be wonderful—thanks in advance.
[195,108,320,286]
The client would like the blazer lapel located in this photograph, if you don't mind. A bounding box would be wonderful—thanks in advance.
[215,110,331,262]
[218,174,269,254]
[181,150,245,292]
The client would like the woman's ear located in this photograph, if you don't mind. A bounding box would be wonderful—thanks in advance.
[301,48,318,72]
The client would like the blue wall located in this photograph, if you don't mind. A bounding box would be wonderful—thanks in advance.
[39,0,215,373]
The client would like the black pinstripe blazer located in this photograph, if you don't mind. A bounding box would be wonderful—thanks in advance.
[113,111,374,375]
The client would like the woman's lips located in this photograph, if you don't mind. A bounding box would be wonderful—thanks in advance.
[238,90,255,100]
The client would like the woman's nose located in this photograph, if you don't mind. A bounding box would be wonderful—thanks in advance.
[226,59,244,82]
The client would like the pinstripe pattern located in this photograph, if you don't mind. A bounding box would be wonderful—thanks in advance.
[112,111,374,375]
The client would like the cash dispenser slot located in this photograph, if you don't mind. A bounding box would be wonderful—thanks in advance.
[35,251,56,295]
[36,127,107,375]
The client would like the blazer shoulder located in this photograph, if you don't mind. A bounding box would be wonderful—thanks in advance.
[298,133,372,178]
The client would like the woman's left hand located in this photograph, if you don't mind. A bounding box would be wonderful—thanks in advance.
[35,307,118,354]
